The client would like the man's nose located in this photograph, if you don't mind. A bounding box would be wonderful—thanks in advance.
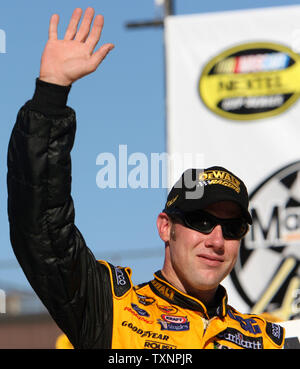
[204,224,225,251]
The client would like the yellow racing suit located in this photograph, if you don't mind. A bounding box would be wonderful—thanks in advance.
[96,261,285,349]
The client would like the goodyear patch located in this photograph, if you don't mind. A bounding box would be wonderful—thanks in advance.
[121,321,169,341]
[199,42,300,120]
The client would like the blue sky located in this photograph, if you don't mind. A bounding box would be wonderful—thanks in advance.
[1,0,300,291]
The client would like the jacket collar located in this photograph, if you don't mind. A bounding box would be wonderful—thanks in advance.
[150,270,228,319]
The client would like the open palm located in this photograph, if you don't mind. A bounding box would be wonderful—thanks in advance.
[39,7,114,86]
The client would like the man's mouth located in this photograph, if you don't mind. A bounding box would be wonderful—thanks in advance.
[197,254,224,266]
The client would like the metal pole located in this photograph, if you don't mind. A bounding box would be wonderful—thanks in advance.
[124,0,174,232]
[125,0,174,29]
[164,0,174,17]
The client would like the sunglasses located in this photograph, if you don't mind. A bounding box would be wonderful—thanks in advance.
[170,209,249,240]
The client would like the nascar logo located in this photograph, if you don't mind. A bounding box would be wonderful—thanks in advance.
[199,42,300,120]
[215,52,289,74]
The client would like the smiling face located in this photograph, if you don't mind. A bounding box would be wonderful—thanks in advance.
[157,201,242,302]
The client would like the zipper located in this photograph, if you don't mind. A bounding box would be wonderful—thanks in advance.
[201,316,209,335]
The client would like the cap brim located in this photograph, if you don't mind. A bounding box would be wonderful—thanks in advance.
[179,191,252,224]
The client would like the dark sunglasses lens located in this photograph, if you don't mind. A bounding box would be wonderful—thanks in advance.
[184,212,248,239]
[184,213,215,233]
[223,220,248,239]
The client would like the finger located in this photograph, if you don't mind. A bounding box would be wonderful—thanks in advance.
[86,14,104,52]
[64,8,83,40]
[75,7,95,42]
[49,14,59,40]
[89,43,115,71]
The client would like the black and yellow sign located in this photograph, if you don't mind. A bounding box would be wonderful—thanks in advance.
[230,161,300,320]
[199,42,300,120]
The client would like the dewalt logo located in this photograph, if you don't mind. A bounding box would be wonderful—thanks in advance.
[198,170,241,193]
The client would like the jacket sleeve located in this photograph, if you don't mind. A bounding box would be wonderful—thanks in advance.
[7,79,113,348]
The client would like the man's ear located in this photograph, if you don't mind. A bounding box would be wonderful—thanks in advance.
[156,212,172,243]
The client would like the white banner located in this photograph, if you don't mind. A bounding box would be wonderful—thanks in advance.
[165,5,300,319]
[281,320,300,348]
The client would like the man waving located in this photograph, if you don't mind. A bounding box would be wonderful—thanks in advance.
[7,8,285,349]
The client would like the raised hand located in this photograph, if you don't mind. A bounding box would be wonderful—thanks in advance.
[39,7,114,86]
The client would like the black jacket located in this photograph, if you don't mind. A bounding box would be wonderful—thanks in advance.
[7,79,115,348]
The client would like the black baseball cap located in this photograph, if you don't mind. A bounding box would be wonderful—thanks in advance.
[163,166,252,224]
